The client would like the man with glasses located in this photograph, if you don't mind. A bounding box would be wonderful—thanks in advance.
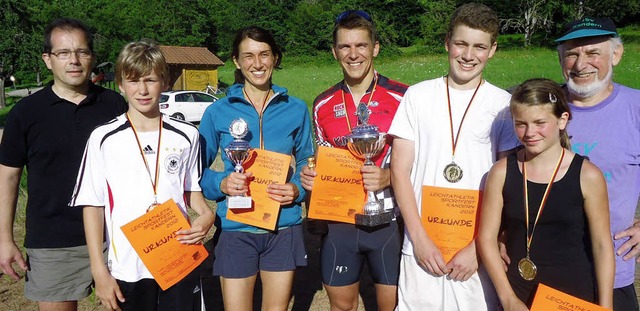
[0,18,126,310]
[301,10,408,311]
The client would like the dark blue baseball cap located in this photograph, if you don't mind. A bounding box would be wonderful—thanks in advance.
[555,17,618,43]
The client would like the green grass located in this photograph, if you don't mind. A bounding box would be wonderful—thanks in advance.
[216,44,640,108]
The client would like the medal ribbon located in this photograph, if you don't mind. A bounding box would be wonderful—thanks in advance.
[243,87,271,149]
[341,74,378,132]
[445,76,481,161]
[523,148,565,257]
[127,113,162,206]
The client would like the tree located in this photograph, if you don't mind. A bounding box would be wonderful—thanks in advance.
[285,1,334,55]
[416,0,456,51]
[500,0,557,47]
[573,0,640,25]
[0,63,7,110]
[0,0,28,109]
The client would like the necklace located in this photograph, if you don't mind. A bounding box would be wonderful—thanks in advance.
[126,113,162,212]
[243,87,270,114]
[243,87,271,149]
[518,148,565,280]
[443,76,481,183]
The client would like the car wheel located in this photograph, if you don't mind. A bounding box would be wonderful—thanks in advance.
[171,113,185,121]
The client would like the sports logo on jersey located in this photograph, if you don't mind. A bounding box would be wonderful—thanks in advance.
[143,145,155,155]
[333,103,346,118]
[369,100,379,107]
[165,154,181,174]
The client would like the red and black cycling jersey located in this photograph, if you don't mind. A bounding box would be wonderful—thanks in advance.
[313,72,408,167]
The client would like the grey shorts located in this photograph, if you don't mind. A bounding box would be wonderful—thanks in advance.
[25,244,103,302]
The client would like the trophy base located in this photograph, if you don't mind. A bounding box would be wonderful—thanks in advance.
[355,211,393,227]
[228,195,252,209]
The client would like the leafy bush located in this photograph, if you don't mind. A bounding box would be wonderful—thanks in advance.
[0,97,17,126]
[620,27,640,44]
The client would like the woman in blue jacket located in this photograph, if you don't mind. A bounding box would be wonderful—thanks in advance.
[198,26,314,310]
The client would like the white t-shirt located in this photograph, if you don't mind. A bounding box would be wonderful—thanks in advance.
[70,114,202,282]
[388,77,518,255]
[389,77,517,310]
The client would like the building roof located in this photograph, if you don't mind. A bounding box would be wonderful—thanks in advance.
[159,46,224,66]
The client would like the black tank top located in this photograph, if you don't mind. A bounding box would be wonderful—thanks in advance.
[502,153,595,306]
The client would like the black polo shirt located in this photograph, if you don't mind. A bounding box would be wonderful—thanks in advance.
[0,83,127,248]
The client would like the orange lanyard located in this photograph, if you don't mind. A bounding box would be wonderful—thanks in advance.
[522,148,565,255]
[127,113,162,206]
[341,76,378,132]
[445,76,481,160]
[243,88,271,149]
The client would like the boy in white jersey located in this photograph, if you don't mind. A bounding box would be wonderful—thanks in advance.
[70,40,214,311]
[388,3,518,310]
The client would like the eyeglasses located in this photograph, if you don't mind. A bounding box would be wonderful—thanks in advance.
[49,49,92,60]
[335,10,373,24]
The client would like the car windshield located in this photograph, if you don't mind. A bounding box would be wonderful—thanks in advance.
[160,95,169,103]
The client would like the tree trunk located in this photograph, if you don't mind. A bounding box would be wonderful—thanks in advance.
[0,77,6,110]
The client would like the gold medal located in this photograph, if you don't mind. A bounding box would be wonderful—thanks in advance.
[520,148,565,281]
[443,162,463,183]
[517,257,537,281]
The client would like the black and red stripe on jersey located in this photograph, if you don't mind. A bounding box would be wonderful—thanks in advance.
[312,72,408,167]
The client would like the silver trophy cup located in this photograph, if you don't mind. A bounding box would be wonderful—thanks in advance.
[224,119,253,209]
[346,104,393,226]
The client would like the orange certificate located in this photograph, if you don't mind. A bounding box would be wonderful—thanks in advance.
[531,283,611,311]
[226,149,291,231]
[421,186,480,263]
[120,199,208,290]
[307,146,365,224]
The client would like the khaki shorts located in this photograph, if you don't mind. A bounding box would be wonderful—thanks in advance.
[25,244,103,302]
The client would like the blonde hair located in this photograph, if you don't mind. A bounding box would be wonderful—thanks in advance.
[510,78,572,149]
[115,39,169,87]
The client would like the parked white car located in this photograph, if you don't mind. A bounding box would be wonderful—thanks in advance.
[159,90,218,122]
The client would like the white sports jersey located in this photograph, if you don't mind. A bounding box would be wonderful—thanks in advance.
[70,114,202,282]
[389,77,518,310]
[390,78,517,254]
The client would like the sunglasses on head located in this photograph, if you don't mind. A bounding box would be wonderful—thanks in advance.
[335,10,373,24]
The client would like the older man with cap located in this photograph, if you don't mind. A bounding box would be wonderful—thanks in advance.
[556,17,640,311]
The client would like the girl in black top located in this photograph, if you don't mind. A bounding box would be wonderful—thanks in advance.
[477,78,614,310]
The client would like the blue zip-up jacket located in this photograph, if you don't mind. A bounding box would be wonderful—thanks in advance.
[199,83,314,232]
